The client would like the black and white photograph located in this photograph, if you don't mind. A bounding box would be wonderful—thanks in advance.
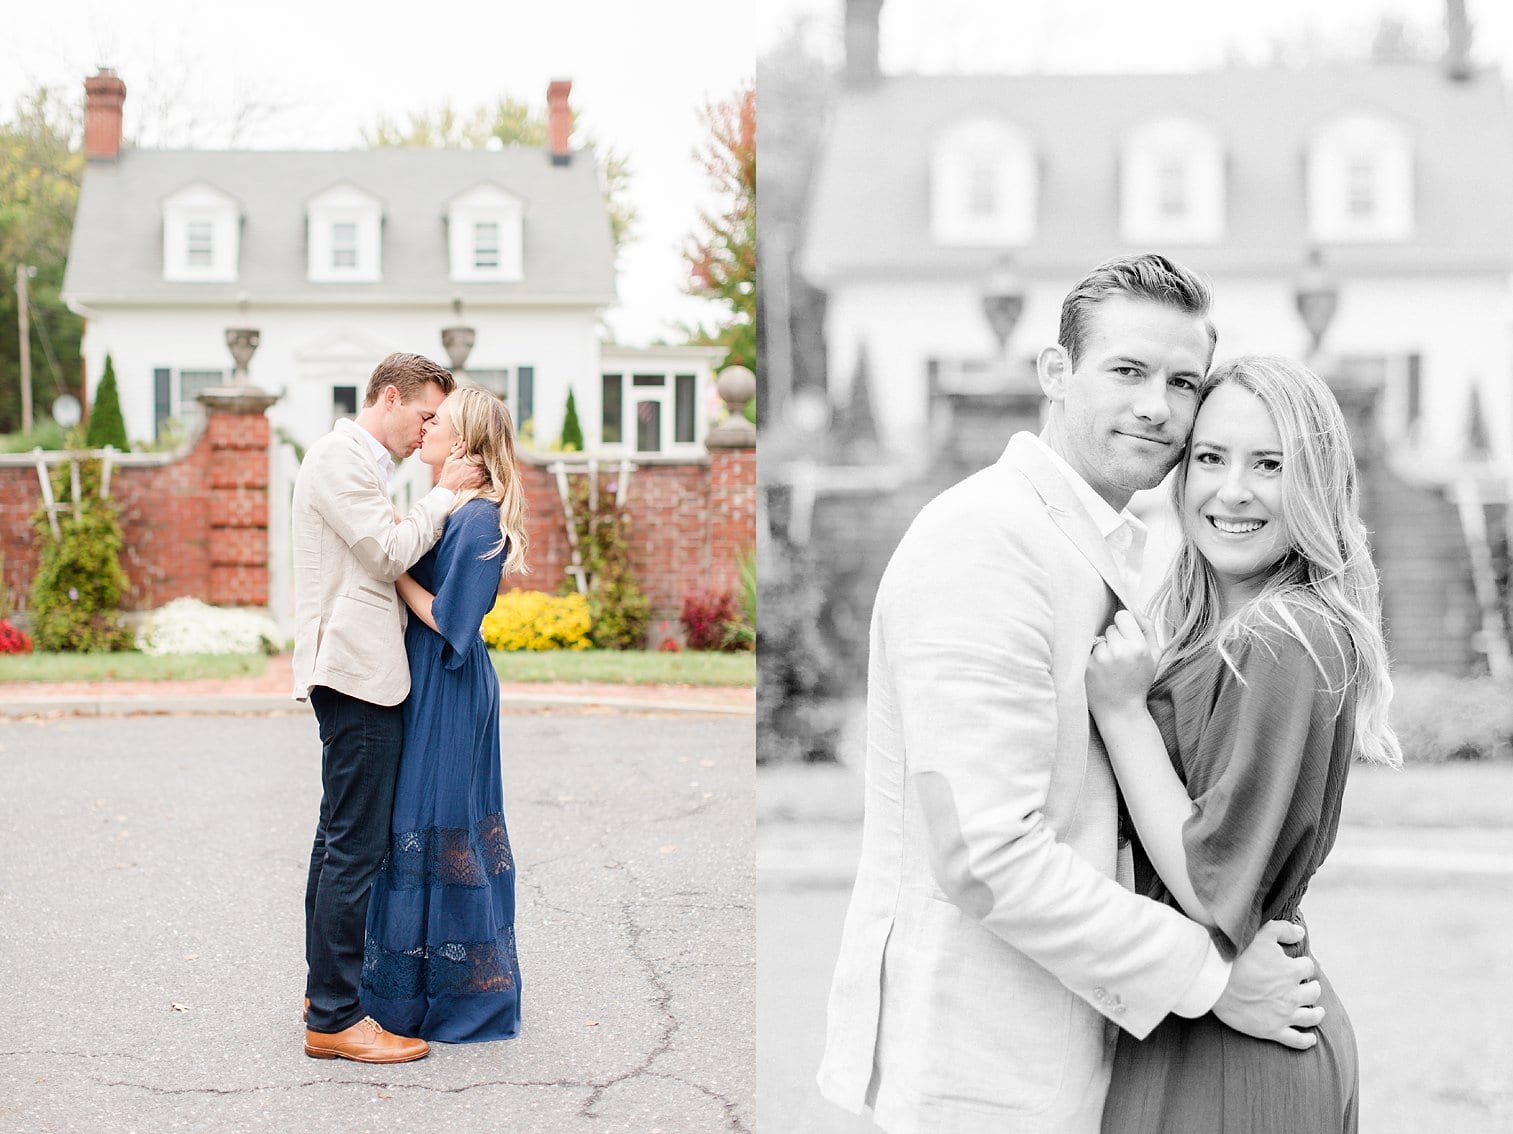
[758,1,1513,1131]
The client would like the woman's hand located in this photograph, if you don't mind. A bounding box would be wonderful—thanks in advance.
[1085,608,1161,716]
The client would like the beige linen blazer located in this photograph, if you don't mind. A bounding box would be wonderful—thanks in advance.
[816,433,1215,1133]
[291,419,451,707]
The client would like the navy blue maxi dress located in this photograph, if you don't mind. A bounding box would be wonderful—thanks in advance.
[1101,600,1359,1132]
[361,498,521,1043]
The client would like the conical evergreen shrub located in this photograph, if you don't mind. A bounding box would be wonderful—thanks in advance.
[84,354,130,451]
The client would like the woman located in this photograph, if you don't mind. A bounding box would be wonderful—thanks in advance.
[1086,356,1402,1132]
[360,385,531,1044]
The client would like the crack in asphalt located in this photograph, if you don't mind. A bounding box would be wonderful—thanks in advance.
[649,1071,753,1134]
[577,896,681,1118]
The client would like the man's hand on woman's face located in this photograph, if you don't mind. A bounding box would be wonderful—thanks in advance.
[439,451,486,493]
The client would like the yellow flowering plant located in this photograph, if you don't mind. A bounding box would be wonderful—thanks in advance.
[481,590,593,651]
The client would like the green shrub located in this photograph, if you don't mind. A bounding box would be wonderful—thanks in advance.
[727,546,756,650]
[564,472,648,650]
[1389,669,1513,763]
[559,388,584,452]
[84,354,129,451]
[0,419,68,453]
[29,455,133,652]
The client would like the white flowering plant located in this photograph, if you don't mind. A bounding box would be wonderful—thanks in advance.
[136,597,283,656]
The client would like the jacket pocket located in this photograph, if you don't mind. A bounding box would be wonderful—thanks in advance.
[318,590,387,680]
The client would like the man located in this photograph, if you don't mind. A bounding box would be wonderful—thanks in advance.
[293,351,478,1063]
[817,255,1322,1130]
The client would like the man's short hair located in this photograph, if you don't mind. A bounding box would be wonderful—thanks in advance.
[363,352,456,407]
[1058,253,1217,369]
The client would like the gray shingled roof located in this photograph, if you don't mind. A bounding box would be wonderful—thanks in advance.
[63,147,616,305]
[802,65,1513,284]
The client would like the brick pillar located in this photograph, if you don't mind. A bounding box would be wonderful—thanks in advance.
[198,387,279,606]
[705,366,758,591]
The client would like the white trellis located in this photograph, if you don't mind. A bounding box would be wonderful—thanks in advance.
[546,457,635,595]
[32,446,119,540]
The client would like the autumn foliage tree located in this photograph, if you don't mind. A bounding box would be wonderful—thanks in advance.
[684,83,755,373]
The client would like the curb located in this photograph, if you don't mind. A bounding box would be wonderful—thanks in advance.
[0,693,755,719]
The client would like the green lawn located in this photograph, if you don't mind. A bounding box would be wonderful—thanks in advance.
[0,648,754,687]
[491,649,754,687]
[0,652,270,683]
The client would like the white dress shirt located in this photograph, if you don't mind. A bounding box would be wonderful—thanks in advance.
[1026,433,1230,1018]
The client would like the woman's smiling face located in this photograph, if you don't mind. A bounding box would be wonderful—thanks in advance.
[1183,381,1292,611]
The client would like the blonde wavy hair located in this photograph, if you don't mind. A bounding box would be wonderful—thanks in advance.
[1150,355,1401,768]
[443,385,530,577]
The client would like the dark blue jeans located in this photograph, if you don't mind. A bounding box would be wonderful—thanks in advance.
[304,685,404,1034]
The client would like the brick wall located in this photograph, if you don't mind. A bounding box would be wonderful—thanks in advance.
[1,407,757,639]
[515,446,756,627]
[0,406,266,613]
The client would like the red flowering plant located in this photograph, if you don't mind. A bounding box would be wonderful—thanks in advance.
[0,619,32,655]
[680,589,740,651]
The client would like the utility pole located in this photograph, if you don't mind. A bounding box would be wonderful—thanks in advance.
[16,264,37,435]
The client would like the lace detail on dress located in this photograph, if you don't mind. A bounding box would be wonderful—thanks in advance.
[380,811,515,890]
[362,927,519,1001]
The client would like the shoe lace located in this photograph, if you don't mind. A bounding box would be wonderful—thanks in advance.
[359,1016,386,1036]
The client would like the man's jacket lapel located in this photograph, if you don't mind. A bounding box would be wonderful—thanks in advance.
[999,432,1139,612]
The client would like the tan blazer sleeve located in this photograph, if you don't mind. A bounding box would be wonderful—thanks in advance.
[305,441,452,582]
[884,495,1212,1039]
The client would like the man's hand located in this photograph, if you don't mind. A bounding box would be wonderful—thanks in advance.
[439,452,486,493]
[1212,920,1324,1050]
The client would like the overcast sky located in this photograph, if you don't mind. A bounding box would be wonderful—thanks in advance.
[1,0,753,347]
[760,0,1513,75]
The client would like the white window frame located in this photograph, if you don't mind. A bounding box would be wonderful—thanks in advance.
[1120,117,1225,244]
[162,183,240,282]
[1307,114,1414,243]
[599,369,704,455]
[930,119,1037,247]
[330,221,359,269]
[307,184,384,282]
[473,222,501,270]
[448,184,524,282]
[186,221,214,266]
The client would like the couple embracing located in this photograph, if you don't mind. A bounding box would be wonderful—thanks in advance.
[291,353,530,1063]
[819,254,1400,1131]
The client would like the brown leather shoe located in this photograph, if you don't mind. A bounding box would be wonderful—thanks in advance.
[304,1016,429,1063]
[302,997,309,1023]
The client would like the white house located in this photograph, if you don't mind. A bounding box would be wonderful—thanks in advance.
[62,69,722,473]
[800,1,1513,483]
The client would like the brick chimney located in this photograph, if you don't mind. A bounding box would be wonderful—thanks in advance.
[84,68,127,160]
[546,79,572,166]
[1444,0,1473,81]
[845,0,883,86]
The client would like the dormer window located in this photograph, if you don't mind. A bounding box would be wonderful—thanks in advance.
[448,184,524,282]
[162,182,240,282]
[473,222,501,270]
[1307,114,1413,242]
[930,119,1037,247]
[307,183,383,282]
[331,222,358,268]
[186,221,214,266]
[1120,118,1225,243]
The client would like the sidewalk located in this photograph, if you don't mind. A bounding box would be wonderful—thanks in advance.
[0,654,756,718]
